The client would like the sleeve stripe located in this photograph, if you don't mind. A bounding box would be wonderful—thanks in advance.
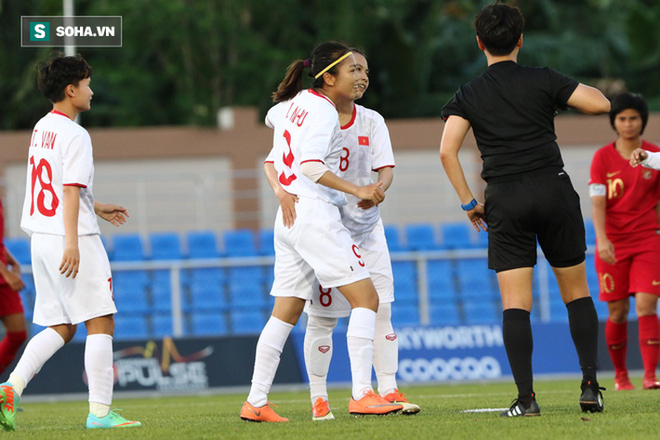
[300,159,325,165]
[63,183,88,188]
[372,165,395,171]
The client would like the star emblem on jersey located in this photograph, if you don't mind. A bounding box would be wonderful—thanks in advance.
[318,345,330,354]
[358,136,369,146]
[385,333,397,341]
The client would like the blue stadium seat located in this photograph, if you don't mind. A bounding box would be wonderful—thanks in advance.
[4,237,31,264]
[223,229,257,257]
[111,233,146,261]
[228,280,267,309]
[440,222,475,249]
[189,267,226,284]
[152,282,173,313]
[463,301,500,324]
[113,285,150,315]
[113,270,150,289]
[190,282,226,311]
[152,314,173,337]
[228,266,264,282]
[383,224,404,253]
[584,220,596,246]
[257,229,275,256]
[430,303,461,325]
[19,290,34,320]
[404,223,438,251]
[456,258,497,299]
[187,230,221,259]
[231,310,267,335]
[392,261,417,281]
[114,316,149,340]
[394,277,418,303]
[150,232,183,260]
[191,312,227,336]
[427,260,455,299]
[391,304,420,326]
[72,324,88,342]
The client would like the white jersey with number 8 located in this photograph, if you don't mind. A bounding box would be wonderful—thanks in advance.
[20,111,100,237]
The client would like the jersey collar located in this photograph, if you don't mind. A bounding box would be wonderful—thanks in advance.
[50,109,72,120]
[308,89,336,108]
[341,105,357,130]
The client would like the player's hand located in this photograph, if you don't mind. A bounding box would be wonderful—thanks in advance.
[466,203,487,232]
[597,237,616,265]
[357,199,375,210]
[3,271,25,292]
[60,245,80,278]
[630,148,648,167]
[95,203,129,227]
[355,182,385,205]
[277,189,299,228]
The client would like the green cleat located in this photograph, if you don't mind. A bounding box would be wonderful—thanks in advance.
[0,382,19,431]
[86,411,142,429]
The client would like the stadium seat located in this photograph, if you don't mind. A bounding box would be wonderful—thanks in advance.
[191,312,227,336]
[190,282,226,311]
[152,282,173,313]
[111,233,146,261]
[392,261,417,282]
[404,223,439,251]
[393,277,418,303]
[187,230,221,259]
[257,228,275,256]
[228,265,264,282]
[113,285,150,315]
[584,220,596,246]
[189,267,226,284]
[19,290,34,320]
[231,310,267,335]
[113,269,150,289]
[456,258,497,299]
[430,303,461,325]
[463,301,500,324]
[114,316,149,340]
[440,222,475,249]
[383,224,404,253]
[228,280,267,309]
[152,314,173,337]
[149,232,183,260]
[427,260,455,299]
[223,229,257,257]
[4,237,31,264]
[391,304,420,327]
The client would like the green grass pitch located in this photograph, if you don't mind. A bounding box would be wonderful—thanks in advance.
[7,376,657,439]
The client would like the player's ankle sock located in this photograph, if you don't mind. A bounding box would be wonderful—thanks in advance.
[567,297,599,383]
[373,303,398,396]
[11,327,65,396]
[85,334,114,407]
[0,331,27,375]
[247,317,293,407]
[304,316,336,404]
[502,309,534,399]
[89,402,111,418]
[638,314,660,379]
[605,318,628,375]
[7,373,26,397]
[347,307,376,400]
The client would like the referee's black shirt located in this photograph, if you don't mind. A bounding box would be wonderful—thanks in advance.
[441,61,579,182]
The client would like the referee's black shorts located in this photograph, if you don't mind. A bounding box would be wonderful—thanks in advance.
[485,169,586,272]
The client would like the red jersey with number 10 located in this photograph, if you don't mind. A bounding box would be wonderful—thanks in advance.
[20,111,100,236]
[589,140,660,240]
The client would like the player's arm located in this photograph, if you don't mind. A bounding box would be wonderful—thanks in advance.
[61,185,81,278]
[312,166,384,204]
[566,84,610,115]
[590,190,616,265]
[440,115,486,232]
[94,201,129,227]
[0,249,25,292]
[264,161,298,228]
[358,167,393,210]
[631,148,660,170]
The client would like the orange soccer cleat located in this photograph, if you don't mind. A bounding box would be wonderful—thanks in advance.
[383,389,421,414]
[349,390,402,416]
[311,398,334,421]
[240,401,289,423]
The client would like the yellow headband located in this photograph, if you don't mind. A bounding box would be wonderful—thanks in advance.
[314,52,353,79]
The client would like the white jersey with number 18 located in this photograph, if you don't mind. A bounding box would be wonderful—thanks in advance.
[265,89,346,207]
[20,110,100,237]
[338,104,395,238]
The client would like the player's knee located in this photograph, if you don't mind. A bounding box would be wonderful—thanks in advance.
[376,302,392,322]
[307,315,338,333]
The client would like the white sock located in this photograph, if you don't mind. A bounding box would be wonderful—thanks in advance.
[373,303,398,396]
[347,307,376,400]
[10,328,65,396]
[85,334,114,412]
[247,317,294,407]
[304,315,337,403]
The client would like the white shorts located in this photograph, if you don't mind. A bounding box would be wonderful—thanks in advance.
[307,219,394,318]
[31,233,117,326]
[270,197,370,299]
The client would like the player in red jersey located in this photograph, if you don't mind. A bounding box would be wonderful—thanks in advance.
[0,199,28,377]
[590,93,660,391]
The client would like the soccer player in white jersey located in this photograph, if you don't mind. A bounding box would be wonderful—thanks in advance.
[265,50,420,421]
[240,42,402,423]
[0,55,140,431]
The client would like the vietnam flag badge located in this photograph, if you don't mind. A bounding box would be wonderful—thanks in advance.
[358,136,370,146]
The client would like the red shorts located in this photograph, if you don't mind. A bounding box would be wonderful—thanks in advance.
[0,283,25,317]
[595,233,660,302]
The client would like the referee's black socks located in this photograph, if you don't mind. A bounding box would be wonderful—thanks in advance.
[502,308,534,405]
[566,296,599,383]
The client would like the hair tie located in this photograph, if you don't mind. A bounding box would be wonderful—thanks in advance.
[303,59,311,68]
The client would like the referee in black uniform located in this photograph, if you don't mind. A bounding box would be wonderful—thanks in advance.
[440,3,610,417]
